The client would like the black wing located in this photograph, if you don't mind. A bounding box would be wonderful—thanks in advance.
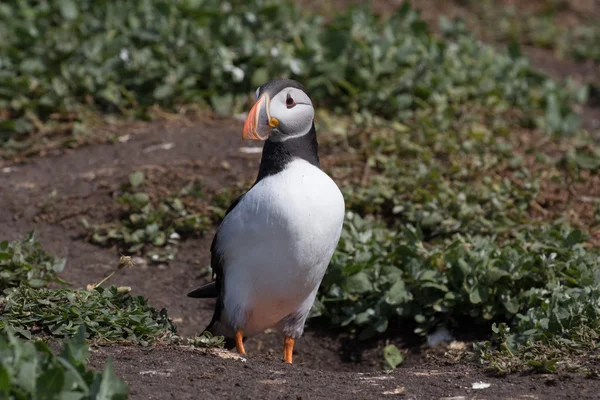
[186,192,247,330]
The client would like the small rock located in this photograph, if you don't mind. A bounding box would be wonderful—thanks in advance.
[448,341,466,351]
[471,381,491,389]
[427,326,453,347]
[383,386,405,395]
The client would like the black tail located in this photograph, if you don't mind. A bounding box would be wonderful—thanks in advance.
[187,281,237,349]
[187,281,218,298]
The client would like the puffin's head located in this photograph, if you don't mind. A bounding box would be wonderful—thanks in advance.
[242,79,314,142]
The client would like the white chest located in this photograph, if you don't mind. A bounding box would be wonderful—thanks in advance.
[217,159,345,334]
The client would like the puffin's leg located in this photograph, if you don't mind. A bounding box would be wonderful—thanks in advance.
[283,336,295,364]
[235,329,246,355]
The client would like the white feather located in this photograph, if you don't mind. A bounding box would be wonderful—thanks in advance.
[215,158,345,336]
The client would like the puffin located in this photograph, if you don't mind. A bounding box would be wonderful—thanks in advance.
[187,79,345,364]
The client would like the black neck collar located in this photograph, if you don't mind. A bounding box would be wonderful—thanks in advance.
[254,123,320,183]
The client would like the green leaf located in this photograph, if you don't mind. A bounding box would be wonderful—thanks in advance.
[346,272,373,294]
[153,84,174,101]
[563,230,584,247]
[152,232,166,247]
[91,359,128,400]
[251,68,269,88]
[507,40,521,58]
[28,279,47,288]
[469,285,483,304]
[502,296,520,315]
[383,344,404,370]
[61,326,89,365]
[385,280,409,305]
[132,192,150,206]
[0,364,10,393]
[36,363,66,396]
[572,153,600,170]
[58,0,79,20]
[210,94,234,117]
[129,171,145,188]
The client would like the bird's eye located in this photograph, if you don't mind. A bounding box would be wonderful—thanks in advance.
[286,95,296,109]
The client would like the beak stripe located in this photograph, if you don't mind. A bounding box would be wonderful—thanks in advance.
[242,94,271,141]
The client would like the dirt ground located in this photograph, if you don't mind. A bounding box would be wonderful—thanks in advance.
[1,1,599,399]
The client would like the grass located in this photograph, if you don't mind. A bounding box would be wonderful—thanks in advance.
[0,327,127,399]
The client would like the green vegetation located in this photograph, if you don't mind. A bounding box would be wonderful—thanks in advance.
[1,235,176,345]
[0,0,586,158]
[463,0,600,64]
[84,171,211,263]
[313,112,600,371]
[187,331,226,348]
[303,1,596,373]
[0,232,68,291]
[383,344,405,370]
[1,0,598,377]
[474,321,600,375]
[316,214,600,342]
[0,286,175,345]
[311,60,598,370]
[0,327,127,399]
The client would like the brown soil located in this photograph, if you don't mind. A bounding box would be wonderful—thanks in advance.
[86,344,600,400]
[2,1,600,399]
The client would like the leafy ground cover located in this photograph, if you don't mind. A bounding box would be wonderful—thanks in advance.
[0,0,585,158]
[84,170,212,263]
[1,0,599,386]
[1,236,176,345]
[0,285,175,345]
[310,57,599,371]
[0,232,67,291]
[0,328,127,399]
[458,0,600,65]
[316,213,600,373]
[0,240,174,396]
[79,167,246,262]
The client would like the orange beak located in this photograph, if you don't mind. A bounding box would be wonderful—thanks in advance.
[242,94,279,140]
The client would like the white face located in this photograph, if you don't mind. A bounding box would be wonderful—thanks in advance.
[267,87,314,142]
